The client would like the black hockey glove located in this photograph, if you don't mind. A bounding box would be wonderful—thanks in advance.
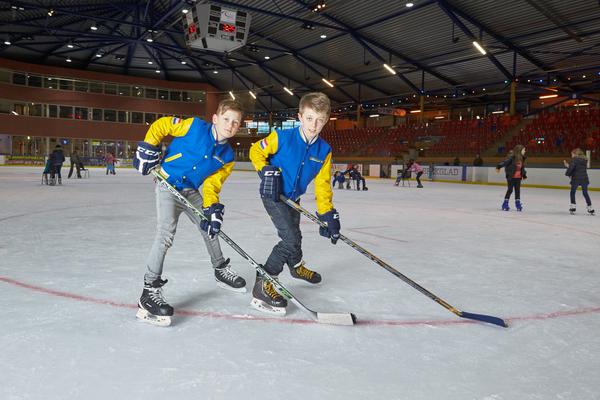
[133,141,161,175]
[259,165,282,202]
[317,209,341,245]
[200,203,225,238]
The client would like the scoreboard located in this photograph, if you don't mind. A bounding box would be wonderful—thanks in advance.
[183,4,251,53]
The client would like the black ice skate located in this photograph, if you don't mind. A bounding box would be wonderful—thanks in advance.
[289,261,321,284]
[251,272,287,316]
[214,258,246,292]
[136,278,174,326]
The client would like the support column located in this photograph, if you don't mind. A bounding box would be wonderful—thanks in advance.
[269,113,273,133]
[509,81,516,116]
[357,104,361,129]
[419,95,425,123]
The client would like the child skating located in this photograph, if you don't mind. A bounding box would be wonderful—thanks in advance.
[564,148,594,215]
[496,144,527,211]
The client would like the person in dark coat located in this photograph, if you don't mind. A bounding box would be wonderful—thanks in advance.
[473,154,484,166]
[49,145,66,186]
[332,171,346,189]
[68,151,83,179]
[344,164,368,190]
[496,144,527,211]
[453,156,460,166]
[564,148,594,214]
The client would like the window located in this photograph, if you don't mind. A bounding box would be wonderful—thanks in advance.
[13,102,26,115]
[0,69,10,84]
[132,112,143,124]
[191,91,206,103]
[92,108,103,121]
[44,77,57,89]
[118,84,131,97]
[59,78,73,91]
[90,81,103,94]
[145,87,157,99]
[28,103,43,117]
[133,86,144,98]
[118,110,129,123]
[59,105,73,119]
[104,109,117,122]
[158,89,168,100]
[170,90,181,101]
[12,72,26,86]
[74,80,89,93]
[182,91,192,102]
[145,113,157,125]
[0,99,10,114]
[45,104,58,118]
[28,74,43,88]
[75,107,88,120]
[104,83,117,95]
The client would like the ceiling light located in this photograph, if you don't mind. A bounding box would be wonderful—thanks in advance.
[320,33,327,38]
[410,110,421,113]
[148,59,153,64]
[181,60,186,64]
[301,23,316,30]
[539,94,558,99]
[406,2,414,6]
[90,22,97,31]
[66,57,71,62]
[576,103,589,106]
[4,36,10,45]
[284,87,294,95]
[383,63,396,75]
[67,39,73,48]
[156,69,161,73]
[47,8,54,16]
[96,53,102,58]
[213,68,218,74]
[472,41,486,55]
[146,35,153,42]
[264,56,270,60]
[182,8,189,13]
[435,116,444,119]
[312,2,326,12]
[369,114,379,118]
[229,91,236,100]
[322,78,334,87]
[249,91,256,99]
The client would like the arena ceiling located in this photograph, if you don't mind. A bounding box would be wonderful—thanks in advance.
[1,0,600,116]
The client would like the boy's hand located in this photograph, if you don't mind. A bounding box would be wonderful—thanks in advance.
[133,141,161,175]
[200,203,225,238]
[259,165,282,201]
[317,209,341,244]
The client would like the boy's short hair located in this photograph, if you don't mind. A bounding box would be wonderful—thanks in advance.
[216,99,244,117]
[299,92,331,116]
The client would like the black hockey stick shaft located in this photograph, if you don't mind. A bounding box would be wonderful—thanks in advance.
[281,195,507,328]
[151,170,356,325]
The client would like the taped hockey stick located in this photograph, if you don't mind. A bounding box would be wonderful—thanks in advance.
[281,195,507,328]
[151,170,356,326]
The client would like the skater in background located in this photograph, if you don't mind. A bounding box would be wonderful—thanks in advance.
[68,151,83,179]
[42,157,52,185]
[345,164,368,190]
[332,171,346,189]
[249,92,341,316]
[564,148,594,215]
[132,99,246,326]
[105,152,119,175]
[49,145,65,186]
[496,144,527,211]
[406,159,424,188]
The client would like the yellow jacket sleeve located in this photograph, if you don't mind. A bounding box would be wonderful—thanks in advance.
[249,131,279,171]
[314,152,334,215]
[143,117,194,146]
[202,161,234,207]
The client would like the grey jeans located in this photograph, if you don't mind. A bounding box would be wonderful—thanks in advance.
[144,183,225,283]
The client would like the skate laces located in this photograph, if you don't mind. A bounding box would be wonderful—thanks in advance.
[217,266,237,281]
[295,265,314,279]
[264,278,282,298]
[148,287,168,305]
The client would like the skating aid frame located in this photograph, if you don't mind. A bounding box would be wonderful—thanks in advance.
[280,195,507,328]
[151,170,356,326]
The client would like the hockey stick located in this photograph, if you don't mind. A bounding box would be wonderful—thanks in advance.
[280,195,507,328]
[150,170,356,326]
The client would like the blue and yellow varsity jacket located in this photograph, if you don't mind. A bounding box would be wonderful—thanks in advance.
[142,117,235,207]
[249,127,334,215]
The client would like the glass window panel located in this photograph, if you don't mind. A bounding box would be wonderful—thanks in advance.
[28,74,43,88]
[13,102,26,115]
[182,91,192,102]
[0,99,10,114]
[133,86,144,98]
[158,89,168,100]
[145,113,157,125]
[118,84,131,96]
[12,72,26,85]
[59,78,73,91]
[90,81,103,94]
[28,103,43,117]
[59,105,73,119]
[104,83,117,95]
[132,112,143,124]
[74,80,89,92]
[145,87,157,99]
[118,110,129,123]
[92,108,102,121]
[75,107,88,120]
[44,76,57,89]
[170,90,181,101]
[0,69,10,83]
[191,91,206,103]
[45,104,58,118]
[157,113,164,119]
[104,109,117,122]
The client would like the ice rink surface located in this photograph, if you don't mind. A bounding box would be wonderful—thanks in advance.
[1,166,599,400]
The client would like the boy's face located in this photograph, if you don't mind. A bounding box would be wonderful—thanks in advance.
[298,107,329,140]
[213,108,242,141]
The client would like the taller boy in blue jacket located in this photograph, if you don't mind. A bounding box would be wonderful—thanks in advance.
[133,99,245,326]
[249,92,341,316]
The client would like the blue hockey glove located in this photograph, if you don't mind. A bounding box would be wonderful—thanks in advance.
[200,203,225,238]
[317,209,341,245]
[259,165,282,202]
[133,141,161,175]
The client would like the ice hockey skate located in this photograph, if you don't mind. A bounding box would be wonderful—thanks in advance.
[136,278,174,326]
[502,199,510,211]
[251,272,287,316]
[570,204,576,215]
[289,260,321,284]
[587,205,595,215]
[214,258,246,292]
[515,199,523,211]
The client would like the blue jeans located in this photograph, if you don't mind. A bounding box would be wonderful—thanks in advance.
[570,183,592,206]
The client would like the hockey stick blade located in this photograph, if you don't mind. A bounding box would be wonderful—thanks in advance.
[281,195,507,328]
[150,170,357,326]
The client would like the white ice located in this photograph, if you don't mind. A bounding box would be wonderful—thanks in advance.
[1,166,599,400]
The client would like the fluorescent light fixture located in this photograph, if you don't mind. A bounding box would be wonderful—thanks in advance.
[90,22,97,30]
[146,36,153,42]
[472,41,486,55]
[322,78,334,87]
[410,110,421,113]
[96,53,102,57]
[369,114,379,118]
[12,111,18,115]
[249,91,256,99]
[67,40,73,48]
[284,87,294,95]
[539,94,558,99]
[229,91,236,100]
[406,2,414,6]
[492,111,504,114]
[213,68,218,74]
[155,69,160,73]
[148,59,153,64]
[435,116,444,119]
[576,103,589,106]
[265,56,270,60]
[321,34,327,38]
[4,38,10,45]
[181,60,186,65]
[383,63,396,75]
[66,57,71,62]
[182,8,189,13]
[329,117,337,120]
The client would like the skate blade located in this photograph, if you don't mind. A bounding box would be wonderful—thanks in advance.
[250,298,286,316]
[136,308,172,326]
[215,280,247,293]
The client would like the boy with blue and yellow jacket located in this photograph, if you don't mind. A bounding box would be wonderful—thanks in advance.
[133,99,246,326]
[249,92,341,316]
